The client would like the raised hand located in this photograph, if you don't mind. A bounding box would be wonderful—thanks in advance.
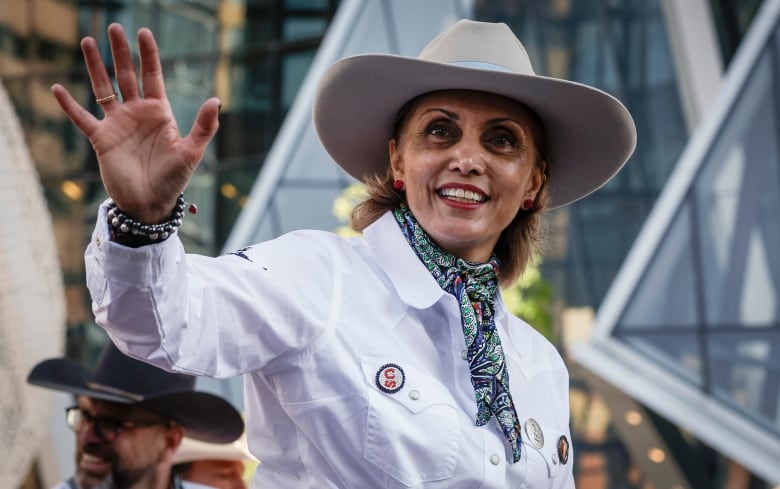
[51,23,219,223]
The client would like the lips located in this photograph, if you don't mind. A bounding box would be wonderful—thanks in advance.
[439,188,484,203]
[436,183,488,206]
[79,450,113,475]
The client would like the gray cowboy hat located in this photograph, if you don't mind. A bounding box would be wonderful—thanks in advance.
[313,19,637,209]
[27,343,244,444]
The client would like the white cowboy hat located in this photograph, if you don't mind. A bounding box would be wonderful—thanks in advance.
[173,435,257,465]
[314,19,636,209]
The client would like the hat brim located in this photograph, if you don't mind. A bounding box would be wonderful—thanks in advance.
[314,54,636,209]
[27,358,244,444]
[173,435,256,465]
[141,392,245,444]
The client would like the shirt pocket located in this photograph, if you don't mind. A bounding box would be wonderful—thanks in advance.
[361,356,461,487]
[521,419,569,488]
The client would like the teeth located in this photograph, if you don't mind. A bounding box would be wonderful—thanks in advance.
[82,454,107,463]
[439,188,485,203]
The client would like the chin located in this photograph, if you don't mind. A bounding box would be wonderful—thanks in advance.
[77,473,111,489]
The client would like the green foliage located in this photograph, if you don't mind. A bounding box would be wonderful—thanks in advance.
[500,260,555,341]
[332,183,368,237]
[331,183,555,340]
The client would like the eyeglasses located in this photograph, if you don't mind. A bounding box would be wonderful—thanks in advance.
[65,406,169,441]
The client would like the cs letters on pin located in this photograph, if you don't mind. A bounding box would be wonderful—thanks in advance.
[375,363,405,394]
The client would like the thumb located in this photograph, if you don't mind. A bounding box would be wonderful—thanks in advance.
[182,97,220,162]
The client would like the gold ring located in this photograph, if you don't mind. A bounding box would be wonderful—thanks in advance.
[95,93,118,105]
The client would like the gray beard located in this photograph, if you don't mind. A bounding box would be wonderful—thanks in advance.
[113,468,163,489]
[73,475,115,489]
[92,476,116,489]
[83,470,166,489]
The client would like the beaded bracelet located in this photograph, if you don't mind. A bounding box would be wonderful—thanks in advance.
[107,194,195,243]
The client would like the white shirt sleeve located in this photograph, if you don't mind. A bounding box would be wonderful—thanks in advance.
[85,202,345,378]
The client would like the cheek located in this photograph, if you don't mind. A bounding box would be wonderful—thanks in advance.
[411,158,443,192]
[120,434,163,464]
[504,163,536,192]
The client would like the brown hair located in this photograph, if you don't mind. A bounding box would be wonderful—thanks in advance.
[350,91,549,285]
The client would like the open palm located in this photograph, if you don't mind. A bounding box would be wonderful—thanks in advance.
[52,23,219,223]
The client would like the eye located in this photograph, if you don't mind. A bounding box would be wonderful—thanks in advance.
[484,127,520,151]
[99,416,126,431]
[425,121,455,139]
[490,133,517,147]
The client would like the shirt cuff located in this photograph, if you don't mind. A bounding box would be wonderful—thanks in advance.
[88,199,185,287]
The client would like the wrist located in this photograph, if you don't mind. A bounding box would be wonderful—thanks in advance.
[107,194,190,247]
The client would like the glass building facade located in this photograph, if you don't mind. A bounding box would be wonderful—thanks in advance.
[575,1,780,484]
[0,0,339,364]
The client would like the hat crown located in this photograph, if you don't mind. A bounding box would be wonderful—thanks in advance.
[418,19,536,76]
[90,343,196,400]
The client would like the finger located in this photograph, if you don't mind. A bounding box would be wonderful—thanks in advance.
[182,97,220,163]
[138,28,167,100]
[51,84,99,136]
[81,36,119,109]
[107,23,140,101]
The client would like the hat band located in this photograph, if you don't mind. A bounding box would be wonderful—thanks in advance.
[447,60,513,73]
[86,382,144,402]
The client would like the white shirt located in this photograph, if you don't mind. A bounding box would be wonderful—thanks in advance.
[86,207,575,489]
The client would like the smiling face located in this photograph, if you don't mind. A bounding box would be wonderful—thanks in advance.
[389,90,545,263]
[74,397,183,489]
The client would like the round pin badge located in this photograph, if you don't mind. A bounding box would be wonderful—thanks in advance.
[558,435,570,465]
[375,363,405,394]
[524,418,544,449]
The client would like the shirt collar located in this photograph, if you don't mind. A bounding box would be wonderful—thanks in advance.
[363,211,509,324]
[363,211,447,310]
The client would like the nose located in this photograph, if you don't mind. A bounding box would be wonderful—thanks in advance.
[79,418,108,444]
[449,137,487,175]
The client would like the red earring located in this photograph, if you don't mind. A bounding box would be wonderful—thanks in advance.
[523,199,534,210]
[393,179,405,191]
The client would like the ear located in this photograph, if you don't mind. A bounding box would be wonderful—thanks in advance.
[525,159,547,201]
[389,139,405,181]
[162,423,185,458]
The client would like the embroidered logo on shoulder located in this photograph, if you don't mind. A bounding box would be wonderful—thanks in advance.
[228,246,253,262]
[375,363,405,394]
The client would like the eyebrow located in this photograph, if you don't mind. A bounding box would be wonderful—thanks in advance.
[421,107,458,120]
[420,108,522,127]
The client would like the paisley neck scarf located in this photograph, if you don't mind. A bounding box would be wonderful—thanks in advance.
[393,205,523,462]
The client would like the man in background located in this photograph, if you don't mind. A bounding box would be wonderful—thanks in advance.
[28,343,244,489]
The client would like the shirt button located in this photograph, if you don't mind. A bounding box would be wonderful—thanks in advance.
[489,454,500,465]
[552,454,558,465]
[461,349,468,360]
[408,390,420,400]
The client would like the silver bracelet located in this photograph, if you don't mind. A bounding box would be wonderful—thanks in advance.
[106,194,192,242]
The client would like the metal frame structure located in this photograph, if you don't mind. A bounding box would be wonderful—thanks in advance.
[573,0,780,482]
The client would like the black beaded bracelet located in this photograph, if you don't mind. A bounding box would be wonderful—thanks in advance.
[107,194,192,243]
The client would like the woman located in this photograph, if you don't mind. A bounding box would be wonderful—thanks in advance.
[56,19,635,488]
